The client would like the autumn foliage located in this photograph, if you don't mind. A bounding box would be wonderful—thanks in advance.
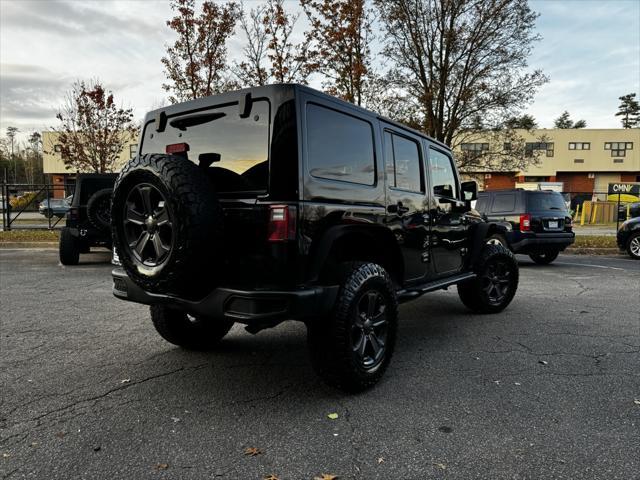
[52,80,136,174]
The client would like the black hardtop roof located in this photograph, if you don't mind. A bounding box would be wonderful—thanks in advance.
[145,84,450,151]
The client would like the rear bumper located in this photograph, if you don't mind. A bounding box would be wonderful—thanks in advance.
[510,232,575,253]
[112,268,338,325]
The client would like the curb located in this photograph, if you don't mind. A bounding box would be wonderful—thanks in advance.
[0,242,58,249]
[565,247,621,255]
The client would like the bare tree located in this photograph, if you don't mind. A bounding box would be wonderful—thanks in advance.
[233,3,270,87]
[51,80,136,174]
[263,0,311,83]
[301,0,375,106]
[375,0,547,167]
[6,127,18,183]
[162,0,240,103]
[25,132,42,185]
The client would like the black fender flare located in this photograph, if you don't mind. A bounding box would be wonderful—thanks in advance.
[306,224,403,284]
[468,222,492,268]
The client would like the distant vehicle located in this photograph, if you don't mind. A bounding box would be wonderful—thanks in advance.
[618,202,640,221]
[617,217,640,260]
[59,174,116,265]
[475,189,575,264]
[38,196,72,218]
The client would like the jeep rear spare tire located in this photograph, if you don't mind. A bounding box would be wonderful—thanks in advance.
[86,188,113,232]
[111,154,222,295]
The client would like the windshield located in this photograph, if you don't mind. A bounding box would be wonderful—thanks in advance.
[527,192,568,211]
[140,100,270,193]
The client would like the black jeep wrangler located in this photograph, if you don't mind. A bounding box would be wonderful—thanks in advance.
[59,173,116,265]
[111,85,519,391]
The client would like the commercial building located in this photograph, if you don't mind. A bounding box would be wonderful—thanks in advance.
[41,131,139,197]
[456,129,639,193]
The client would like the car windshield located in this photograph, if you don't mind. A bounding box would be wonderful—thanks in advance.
[140,100,270,193]
[527,192,568,211]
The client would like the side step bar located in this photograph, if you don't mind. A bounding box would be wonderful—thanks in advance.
[396,272,476,303]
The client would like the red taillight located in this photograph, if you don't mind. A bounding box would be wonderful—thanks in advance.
[267,205,296,242]
[165,142,190,154]
[520,213,531,232]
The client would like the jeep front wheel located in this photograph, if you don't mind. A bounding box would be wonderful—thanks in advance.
[457,244,519,314]
[307,262,398,392]
[150,305,234,350]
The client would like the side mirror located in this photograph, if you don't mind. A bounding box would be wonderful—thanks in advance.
[461,180,478,201]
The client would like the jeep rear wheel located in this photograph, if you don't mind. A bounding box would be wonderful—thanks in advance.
[150,305,234,350]
[458,244,518,314]
[308,262,398,392]
[529,250,559,265]
[59,227,80,265]
[111,154,222,295]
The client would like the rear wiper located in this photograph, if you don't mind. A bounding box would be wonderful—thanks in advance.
[170,112,226,131]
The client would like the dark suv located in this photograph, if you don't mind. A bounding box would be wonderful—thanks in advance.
[111,85,519,391]
[59,173,116,265]
[475,189,575,264]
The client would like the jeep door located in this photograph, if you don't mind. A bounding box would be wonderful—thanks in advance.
[425,145,469,275]
[381,124,430,283]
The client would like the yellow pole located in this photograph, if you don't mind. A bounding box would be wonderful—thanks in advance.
[590,204,598,224]
[580,202,587,226]
[574,204,581,222]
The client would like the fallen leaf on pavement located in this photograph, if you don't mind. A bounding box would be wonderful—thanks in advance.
[155,463,169,470]
[538,360,548,365]
[244,447,262,456]
[377,457,385,464]
[264,475,279,480]
[314,474,338,480]
[433,463,447,470]
[55,432,65,438]
[327,413,339,420]
[634,399,640,405]
[121,378,130,384]
[171,417,181,423]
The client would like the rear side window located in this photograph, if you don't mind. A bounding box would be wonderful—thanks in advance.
[491,193,516,213]
[475,195,489,212]
[306,103,375,185]
[140,100,270,192]
[384,131,422,192]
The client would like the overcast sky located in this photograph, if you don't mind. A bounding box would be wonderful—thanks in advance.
[1,0,639,144]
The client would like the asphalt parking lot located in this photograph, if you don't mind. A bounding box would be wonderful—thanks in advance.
[1,250,639,480]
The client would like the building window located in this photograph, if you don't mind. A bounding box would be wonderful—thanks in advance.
[54,144,62,153]
[613,158,624,163]
[525,142,554,157]
[461,143,489,153]
[129,144,138,159]
[626,142,633,150]
[574,159,584,163]
[605,142,632,150]
[611,149,626,157]
[569,142,590,150]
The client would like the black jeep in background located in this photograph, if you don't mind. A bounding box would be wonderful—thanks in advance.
[110,84,519,391]
[475,189,575,264]
[59,173,116,265]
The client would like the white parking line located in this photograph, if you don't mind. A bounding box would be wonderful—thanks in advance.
[554,261,625,271]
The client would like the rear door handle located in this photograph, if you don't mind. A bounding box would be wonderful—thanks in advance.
[388,202,409,214]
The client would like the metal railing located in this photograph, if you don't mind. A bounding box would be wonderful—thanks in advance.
[1,182,75,231]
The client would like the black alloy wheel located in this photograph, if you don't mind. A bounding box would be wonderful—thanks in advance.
[480,258,513,306]
[123,183,173,267]
[352,290,388,370]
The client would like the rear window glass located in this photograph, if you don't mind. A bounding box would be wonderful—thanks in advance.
[306,103,375,185]
[475,194,489,212]
[527,192,568,211]
[385,131,422,192]
[140,100,270,192]
[491,193,516,213]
